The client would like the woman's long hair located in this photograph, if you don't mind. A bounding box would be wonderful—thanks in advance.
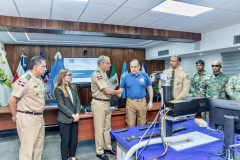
[53,69,72,97]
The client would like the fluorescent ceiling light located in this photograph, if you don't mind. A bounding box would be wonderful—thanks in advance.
[7,31,17,42]
[151,0,213,17]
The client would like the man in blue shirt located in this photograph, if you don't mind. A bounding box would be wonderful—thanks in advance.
[118,59,153,127]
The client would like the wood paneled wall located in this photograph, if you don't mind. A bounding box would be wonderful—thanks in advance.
[5,44,165,105]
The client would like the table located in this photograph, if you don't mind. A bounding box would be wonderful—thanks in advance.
[110,119,240,160]
[0,102,161,141]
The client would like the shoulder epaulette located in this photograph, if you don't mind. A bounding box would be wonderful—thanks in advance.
[25,74,31,80]
[181,68,188,73]
[96,70,100,73]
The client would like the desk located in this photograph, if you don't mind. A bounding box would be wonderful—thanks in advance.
[0,102,161,141]
[110,120,240,160]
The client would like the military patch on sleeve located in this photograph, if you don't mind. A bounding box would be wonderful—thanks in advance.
[191,78,193,81]
[187,75,190,80]
[25,74,31,80]
[97,76,103,80]
[17,81,26,87]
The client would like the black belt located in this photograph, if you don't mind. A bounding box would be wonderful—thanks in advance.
[93,97,110,101]
[17,110,42,115]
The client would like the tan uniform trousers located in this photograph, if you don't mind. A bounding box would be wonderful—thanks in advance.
[16,112,45,160]
[126,97,147,127]
[91,99,112,155]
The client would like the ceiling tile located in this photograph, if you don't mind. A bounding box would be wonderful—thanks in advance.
[178,17,208,26]
[194,9,234,20]
[156,15,189,24]
[19,9,50,19]
[52,0,87,13]
[83,3,118,17]
[2,0,16,7]
[219,0,240,12]
[146,22,174,29]
[0,7,19,17]
[122,0,164,10]
[15,0,51,10]
[90,0,127,6]
[103,17,132,25]
[195,0,236,8]
[215,12,240,24]
[165,24,194,32]
[125,19,155,27]
[51,11,79,21]
[111,7,146,19]
[134,11,170,22]
[79,14,107,23]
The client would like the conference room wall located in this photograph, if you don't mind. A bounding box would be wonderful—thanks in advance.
[4,44,165,105]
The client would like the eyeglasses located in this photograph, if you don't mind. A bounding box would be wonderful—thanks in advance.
[65,74,72,77]
[211,65,221,67]
[104,62,111,65]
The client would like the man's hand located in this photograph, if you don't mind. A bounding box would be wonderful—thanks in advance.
[117,94,121,97]
[72,114,79,122]
[12,116,16,122]
[147,102,153,111]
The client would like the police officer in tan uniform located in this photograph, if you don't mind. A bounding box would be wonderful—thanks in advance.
[159,55,191,100]
[91,55,121,160]
[8,56,47,160]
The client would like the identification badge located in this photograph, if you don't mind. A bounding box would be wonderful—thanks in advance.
[140,78,144,82]
[34,86,38,88]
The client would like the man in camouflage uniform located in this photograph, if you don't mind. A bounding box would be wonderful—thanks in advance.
[190,60,210,97]
[226,64,240,101]
[159,55,191,100]
[200,60,229,121]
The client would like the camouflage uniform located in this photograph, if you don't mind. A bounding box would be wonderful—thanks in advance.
[200,72,229,121]
[226,73,240,101]
[190,70,210,97]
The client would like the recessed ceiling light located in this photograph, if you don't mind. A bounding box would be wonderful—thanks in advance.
[199,53,202,55]
[7,31,17,42]
[151,0,213,17]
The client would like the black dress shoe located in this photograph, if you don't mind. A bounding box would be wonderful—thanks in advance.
[104,149,116,155]
[97,153,109,160]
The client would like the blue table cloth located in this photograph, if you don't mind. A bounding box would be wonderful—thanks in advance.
[110,119,240,160]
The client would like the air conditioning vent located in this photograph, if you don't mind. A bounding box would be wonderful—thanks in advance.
[158,50,169,57]
[234,35,240,44]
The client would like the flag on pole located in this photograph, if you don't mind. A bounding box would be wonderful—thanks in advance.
[48,52,65,97]
[109,61,119,90]
[12,50,29,85]
[120,61,128,99]
[0,49,13,107]
[141,61,148,92]
[141,61,147,74]
[40,50,54,99]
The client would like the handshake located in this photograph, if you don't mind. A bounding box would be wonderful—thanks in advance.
[115,88,123,98]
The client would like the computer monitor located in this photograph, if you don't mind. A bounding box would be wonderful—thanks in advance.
[209,98,240,159]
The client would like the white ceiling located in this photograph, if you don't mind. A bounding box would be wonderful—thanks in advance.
[0,31,166,48]
[0,0,240,33]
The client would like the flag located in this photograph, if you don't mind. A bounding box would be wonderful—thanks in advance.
[0,49,13,107]
[12,50,29,85]
[40,50,54,99]
[120,61,128,99]
[141,61,148,92]
[141,61,147,74]
[48,52,65,97]
[109,61,119,90]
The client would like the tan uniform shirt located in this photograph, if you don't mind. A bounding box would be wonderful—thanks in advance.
[11,71,45,113]
[91,67,111,99]
[159,66,191,100]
